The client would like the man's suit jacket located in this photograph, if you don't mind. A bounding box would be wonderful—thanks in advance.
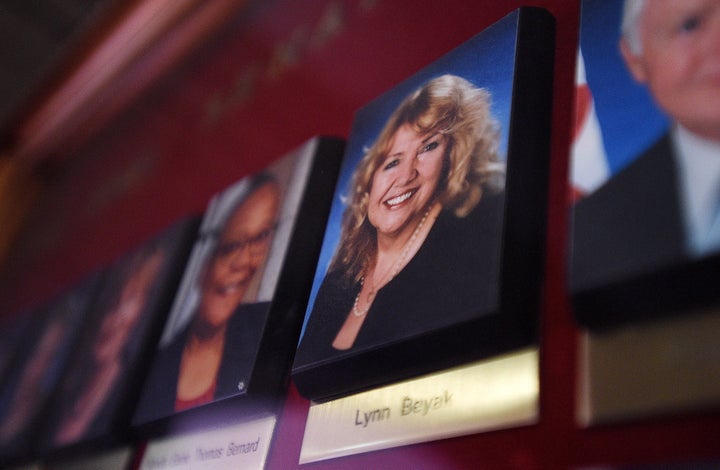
[570,132,688,292]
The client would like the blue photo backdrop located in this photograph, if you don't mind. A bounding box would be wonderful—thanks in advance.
[579,0,669,175]
[300,10,522,338]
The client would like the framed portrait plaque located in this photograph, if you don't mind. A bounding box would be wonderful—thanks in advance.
[0,275,101,466]
[292,8,555,401]
[132,137,344,436]
[38,217,200,459]
[571,0,720,425]
[569,0,720,331]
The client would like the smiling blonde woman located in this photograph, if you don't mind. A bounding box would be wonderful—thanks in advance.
[296,74,506,361]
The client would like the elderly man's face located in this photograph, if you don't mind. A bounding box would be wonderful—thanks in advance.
[621,0,720,140]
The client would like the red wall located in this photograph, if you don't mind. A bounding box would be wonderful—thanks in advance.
[2,0,720,468]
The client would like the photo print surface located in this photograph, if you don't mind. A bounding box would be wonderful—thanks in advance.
[133,138,343,428]
[570,0,720,329]
[0,277,100,463]
[39,218,199,454]
[293,8,555,401]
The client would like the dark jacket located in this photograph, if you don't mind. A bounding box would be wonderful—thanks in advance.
[133,302,269,425]
[570,132,687,292]
[295,192,505,367]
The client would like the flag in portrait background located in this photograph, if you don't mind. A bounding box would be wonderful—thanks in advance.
[573,0,669,200]
[570,49,609,202]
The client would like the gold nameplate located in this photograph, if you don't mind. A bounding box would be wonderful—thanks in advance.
[140,416,275,469]
[577,311,720,425]
[299,348,538,463]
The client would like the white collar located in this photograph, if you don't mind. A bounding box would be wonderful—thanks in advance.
[673,124,720,255]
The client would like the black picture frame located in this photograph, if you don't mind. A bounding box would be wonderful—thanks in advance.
[569,0,720,331]
[292,8,555,401]
[131,137,344,437]
[37,216,200,461]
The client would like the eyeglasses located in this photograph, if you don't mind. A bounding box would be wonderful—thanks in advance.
[214,225,277,259]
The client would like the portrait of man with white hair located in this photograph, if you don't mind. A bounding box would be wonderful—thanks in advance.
[572,0,720,301]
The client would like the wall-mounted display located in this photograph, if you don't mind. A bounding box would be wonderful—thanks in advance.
[300,348,539,463]
[570,0,720,330]
[38,217,200,458]
[0,276,101,465]
[571,0,720,426]
[292,8,555,401]
[139,415,276,469]
[132,137,344,435]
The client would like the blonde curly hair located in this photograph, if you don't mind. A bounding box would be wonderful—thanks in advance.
[330,74,504,283]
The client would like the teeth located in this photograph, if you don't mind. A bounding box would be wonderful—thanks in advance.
[386,190,414,206]
[217,283,243,295]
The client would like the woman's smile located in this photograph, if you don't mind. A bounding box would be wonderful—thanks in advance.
[368,124,445,239]
[198,182,280,329]
[384,188,417,208]
[211,274,251,296]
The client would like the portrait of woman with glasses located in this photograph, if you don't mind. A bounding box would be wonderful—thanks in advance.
[134,172,284,423]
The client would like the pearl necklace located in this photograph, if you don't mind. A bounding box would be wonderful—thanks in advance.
[352,203,434,317]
